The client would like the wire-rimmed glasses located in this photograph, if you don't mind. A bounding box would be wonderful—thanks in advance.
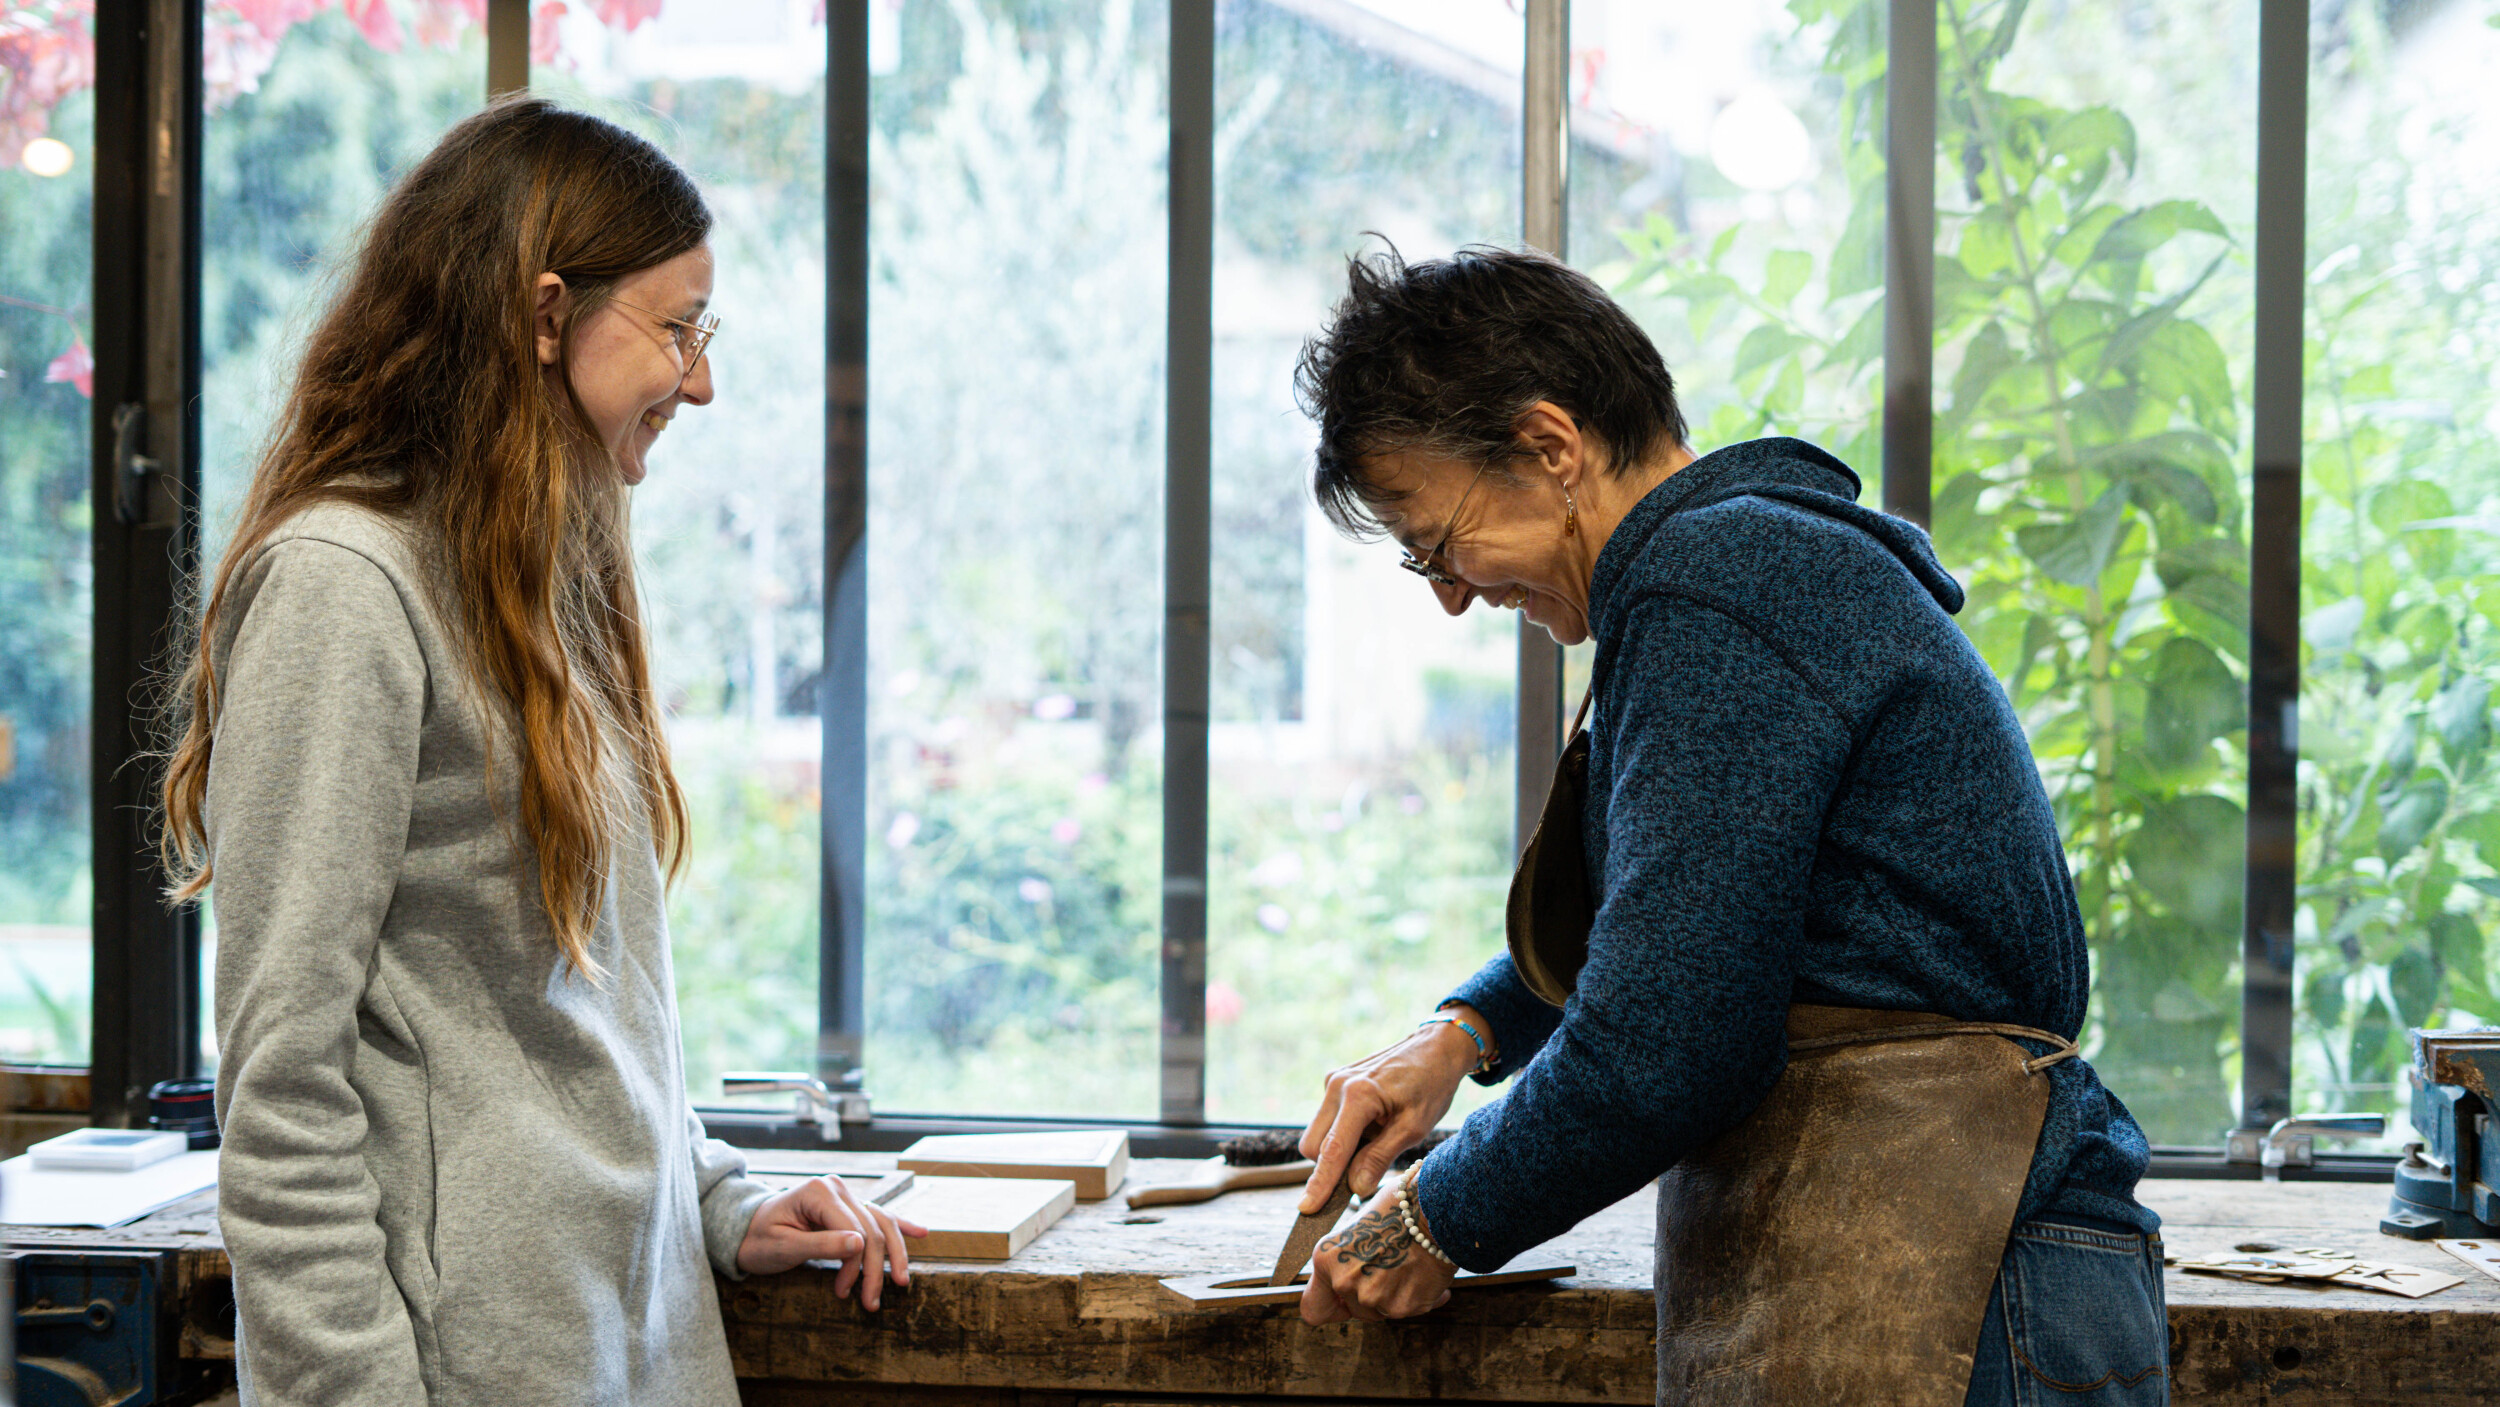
[1397,462,1492,587]
[610,296,720,391]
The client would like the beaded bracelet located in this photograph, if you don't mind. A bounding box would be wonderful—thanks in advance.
[1398,1168,1458,1268]
[1417,1011,1495,1076]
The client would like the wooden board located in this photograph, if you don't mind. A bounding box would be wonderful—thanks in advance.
[898,1129,1129,1201]
[879,1174,1076,1261]
[1159,1261,1578,1309]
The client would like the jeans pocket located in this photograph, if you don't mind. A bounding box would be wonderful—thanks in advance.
[1994,1222,2169,1405]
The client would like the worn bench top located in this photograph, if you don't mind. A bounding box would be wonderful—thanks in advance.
[14,1155,2497,1404]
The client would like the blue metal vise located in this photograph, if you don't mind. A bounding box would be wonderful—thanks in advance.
[8,1249,177,1407]
[2383,1028,2500,1239]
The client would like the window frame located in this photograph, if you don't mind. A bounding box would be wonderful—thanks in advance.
[68,0,2357,1180]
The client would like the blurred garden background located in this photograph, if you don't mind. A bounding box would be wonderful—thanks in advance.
[4,0,2499,1150]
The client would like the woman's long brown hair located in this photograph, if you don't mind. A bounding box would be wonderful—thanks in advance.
[158,97,702,978]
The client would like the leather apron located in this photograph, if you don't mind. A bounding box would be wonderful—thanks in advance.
[1507,691,2076,1407]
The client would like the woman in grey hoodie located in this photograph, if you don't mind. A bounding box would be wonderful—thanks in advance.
[157,98,919,1406]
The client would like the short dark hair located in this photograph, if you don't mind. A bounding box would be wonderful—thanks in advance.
[1294,242,1688,539]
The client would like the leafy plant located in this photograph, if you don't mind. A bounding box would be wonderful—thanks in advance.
[2291,0,2500,1124]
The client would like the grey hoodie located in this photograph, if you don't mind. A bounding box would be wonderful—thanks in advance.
[207,502,770,1406]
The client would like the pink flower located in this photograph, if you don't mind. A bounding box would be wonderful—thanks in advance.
[341,0,403,52]
[529,0,566,65]
[0,3,98,165]
[592,0,660,31]
[44,335,90,399]
[222,0,323,41]
[1205,981,1244,1026]
[1050,816,1082,846]
[412,0,483,49]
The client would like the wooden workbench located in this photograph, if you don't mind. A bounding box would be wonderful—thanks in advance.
[13,1156,2498,1404]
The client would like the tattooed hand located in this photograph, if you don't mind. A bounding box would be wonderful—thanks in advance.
[1299,1173,1458,1325]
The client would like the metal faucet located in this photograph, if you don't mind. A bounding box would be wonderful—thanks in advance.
[723,1072,869,1143]
[2256,1113,2386,1182]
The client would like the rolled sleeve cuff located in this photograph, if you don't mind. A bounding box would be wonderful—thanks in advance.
[1410,1144,1511,1275]
[702,1177,776,1280]
[1444,953,1564,1085]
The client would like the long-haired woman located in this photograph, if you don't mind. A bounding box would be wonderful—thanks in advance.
[158,98,919,1406]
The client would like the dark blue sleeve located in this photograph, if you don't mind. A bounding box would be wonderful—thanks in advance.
[1442,953,1563,1084]
[1414,596,1854,1271]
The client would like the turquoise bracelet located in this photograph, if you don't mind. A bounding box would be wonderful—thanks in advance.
[1419,1011,1494,1076]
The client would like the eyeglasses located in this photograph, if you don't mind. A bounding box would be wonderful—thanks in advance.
[1398,463,1492,587]
[610,297,720,391]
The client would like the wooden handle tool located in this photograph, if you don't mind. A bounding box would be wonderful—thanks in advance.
[1125,1156,1315,1209]
[1267,1164,1353,1285]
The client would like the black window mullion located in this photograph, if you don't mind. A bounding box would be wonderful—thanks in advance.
[1516,0,1567,853]
[2240,0,2309,1134]
[819,0,872,1093]
[89,0,204,1125]
[1881,0,1935,528]
[1160,0,1215,1129]
[485,0,528,98]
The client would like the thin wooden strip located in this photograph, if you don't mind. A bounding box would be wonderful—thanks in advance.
[1160,1261,1577,1309]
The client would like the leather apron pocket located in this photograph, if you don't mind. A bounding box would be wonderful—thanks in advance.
[1653,1006,2071,1407]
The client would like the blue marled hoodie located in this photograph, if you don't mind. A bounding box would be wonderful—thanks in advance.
[1417,436,2155,1273]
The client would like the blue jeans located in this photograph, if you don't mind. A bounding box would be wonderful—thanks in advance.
[1964,1215,2170,1405]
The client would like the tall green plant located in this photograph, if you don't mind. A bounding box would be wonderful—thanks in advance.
[1618,0,2251,1143]
[2293,0,2500,1120]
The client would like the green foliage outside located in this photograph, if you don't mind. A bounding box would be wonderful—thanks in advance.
[2292,0,2500,1125]
[1612,0,2254,1143]
[0,80,92,1061]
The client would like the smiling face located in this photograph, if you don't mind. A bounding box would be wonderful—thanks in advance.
[1376,447,1596,646]
[534,243,716,486]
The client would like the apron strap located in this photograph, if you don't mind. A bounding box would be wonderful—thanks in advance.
[1788,1021,2080,1076]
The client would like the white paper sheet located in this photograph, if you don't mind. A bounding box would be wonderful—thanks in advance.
[0,1149,219,1228]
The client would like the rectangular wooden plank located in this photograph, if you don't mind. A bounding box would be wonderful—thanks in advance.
[898,1130,1129,1201]
[881,1175,1077,1260]
[1159,1261,1578,1309]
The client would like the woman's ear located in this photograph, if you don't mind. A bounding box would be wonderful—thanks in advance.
[1515,401,1585,488]
[533,273,569,367]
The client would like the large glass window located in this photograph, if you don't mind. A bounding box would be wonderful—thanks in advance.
[2297,0,2500,1146]
[1205,0,1524,1124]
[533,0,831,1108]
[43,0,2499,1153]
[0,2,95,1064]
[864,1,1169,1117]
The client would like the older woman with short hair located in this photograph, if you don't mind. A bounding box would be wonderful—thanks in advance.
[1287,246,2168,1407]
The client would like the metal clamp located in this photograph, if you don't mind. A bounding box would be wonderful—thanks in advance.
[2225,1113,2385,1181]
[722,1071,871,1143]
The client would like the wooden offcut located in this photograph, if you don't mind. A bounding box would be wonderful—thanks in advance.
[1160,1261,1578,1309]
[878,1174,1076,1260]
[898,1129,1129,1200]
